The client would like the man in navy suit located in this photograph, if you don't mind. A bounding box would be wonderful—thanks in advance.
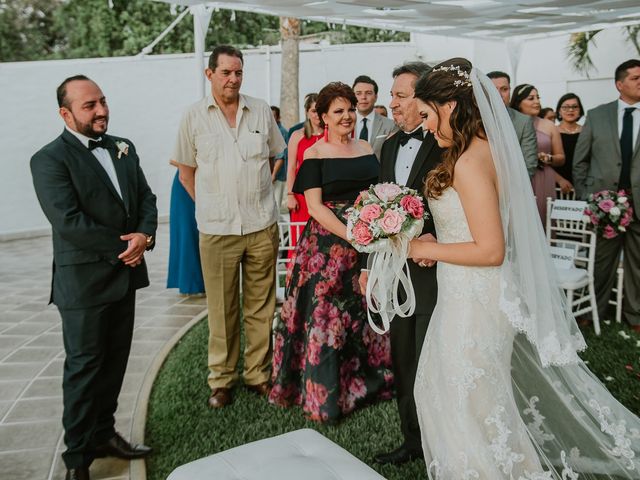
[30,75,157,480]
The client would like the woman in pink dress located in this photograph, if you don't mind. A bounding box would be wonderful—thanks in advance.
[286,94,322,254]
[511,84,565,226]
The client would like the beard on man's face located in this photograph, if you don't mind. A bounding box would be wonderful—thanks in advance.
[72,113,109,138]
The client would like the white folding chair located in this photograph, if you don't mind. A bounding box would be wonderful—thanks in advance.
[275,221,307,303]
[609,255,624,324]
[555,186,576,200]
[546,198,600,335]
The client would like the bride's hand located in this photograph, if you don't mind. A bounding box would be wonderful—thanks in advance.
[410,234,437,267]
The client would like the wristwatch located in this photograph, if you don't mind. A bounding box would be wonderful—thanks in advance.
[145,234,154,250]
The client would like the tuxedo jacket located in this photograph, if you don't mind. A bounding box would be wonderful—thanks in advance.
[508,107,538,177]
[30,129,158,309]
[368,130,443,315]
[573,100,640,213]
[369,113,398,161]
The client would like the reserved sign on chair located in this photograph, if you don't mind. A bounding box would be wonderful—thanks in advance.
[550,200,588,221]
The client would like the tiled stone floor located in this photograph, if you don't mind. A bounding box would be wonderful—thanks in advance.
[0,224,206,480]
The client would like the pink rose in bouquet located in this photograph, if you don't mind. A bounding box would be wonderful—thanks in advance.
[400,195,424,219]
[598,198,615,213]
[373,183,403,202]
[379,209,405,234]
[603,225,616,239]
[359,204,382,224]
[351,221,374,245]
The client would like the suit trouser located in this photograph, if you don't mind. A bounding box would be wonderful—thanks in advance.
[58,289,136,469]
[390,312,430,452]
[200,223,278,389]
[594,218,640,325]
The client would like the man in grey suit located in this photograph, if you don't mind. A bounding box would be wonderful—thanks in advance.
[573,59,640,332]
[488,71,538,177]
[353,75,397,160]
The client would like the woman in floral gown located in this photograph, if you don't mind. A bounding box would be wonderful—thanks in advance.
[269,82,393,422]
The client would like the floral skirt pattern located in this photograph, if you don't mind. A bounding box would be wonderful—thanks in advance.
[269,201,394,422]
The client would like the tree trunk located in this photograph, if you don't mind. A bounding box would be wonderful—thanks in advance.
[279,17,300,129]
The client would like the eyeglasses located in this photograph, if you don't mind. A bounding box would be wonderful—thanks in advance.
[560,105,580,111]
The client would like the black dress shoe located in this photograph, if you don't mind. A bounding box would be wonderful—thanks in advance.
[65,467,90,480]
[373,445,423,465]
[95,432,152,459]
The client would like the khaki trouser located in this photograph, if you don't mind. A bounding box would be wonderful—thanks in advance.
[199,223,279,389]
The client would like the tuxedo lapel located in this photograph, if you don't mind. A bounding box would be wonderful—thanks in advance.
[61,130,126,209]
[381,133,401,183]
[104,136,130,213]
[406,134,437,188]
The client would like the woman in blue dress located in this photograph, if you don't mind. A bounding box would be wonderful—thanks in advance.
[167,160,205,295]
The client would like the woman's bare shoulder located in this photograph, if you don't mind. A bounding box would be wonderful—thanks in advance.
[456,140,495,180]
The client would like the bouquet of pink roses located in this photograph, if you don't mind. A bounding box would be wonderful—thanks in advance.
[346,182,429,334]
[583,189,634,239]
[346,182,428,253]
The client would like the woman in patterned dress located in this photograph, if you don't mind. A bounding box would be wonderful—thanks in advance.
[269,82,393,423]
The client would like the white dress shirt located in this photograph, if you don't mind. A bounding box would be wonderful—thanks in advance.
[356,111,375,142]
[66,126,122,198]
[617,98,640,148]
[394,127,424,185]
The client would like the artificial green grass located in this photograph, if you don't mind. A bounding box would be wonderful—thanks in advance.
[145,318,640,480]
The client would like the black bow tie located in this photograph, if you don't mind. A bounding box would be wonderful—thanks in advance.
[398,128,423,146]
[88,138,108,150]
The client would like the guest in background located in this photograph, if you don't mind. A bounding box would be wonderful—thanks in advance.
[353,75,397,160]
[174,45,286,409]
[167,159,205,295]
[554,93,585,194]
[271,106,289,214]
[539,107,556,122]
[487,71,538,177]
[270,82,393,423]
[511,84,565,225]
[375,104,388,117]
[286,93,321,237]
[573,59,640,331]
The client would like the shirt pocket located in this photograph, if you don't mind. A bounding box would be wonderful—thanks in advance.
[194,133,220,193]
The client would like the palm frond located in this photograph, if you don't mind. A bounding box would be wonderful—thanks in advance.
[567,30,601,76]
[624,25,640,55]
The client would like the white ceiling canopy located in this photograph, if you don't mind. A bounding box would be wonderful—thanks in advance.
[154,1,640,39]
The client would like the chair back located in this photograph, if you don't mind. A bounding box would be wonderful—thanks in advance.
[276,221,307,288]
[546,198,596,276]
[555,187,576,200]
[545,198,588,242]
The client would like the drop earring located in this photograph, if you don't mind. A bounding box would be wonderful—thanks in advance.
[323,124,329,142]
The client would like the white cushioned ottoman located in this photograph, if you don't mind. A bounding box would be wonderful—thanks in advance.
[167,428,385,480]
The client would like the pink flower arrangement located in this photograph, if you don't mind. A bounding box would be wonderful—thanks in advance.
[584,189,634,239]
[379,209,405,234]
[346,182,428,252]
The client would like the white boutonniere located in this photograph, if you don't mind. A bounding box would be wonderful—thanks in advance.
[116,141,129,159]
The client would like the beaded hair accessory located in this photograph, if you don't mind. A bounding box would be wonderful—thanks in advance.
[431,64,472,88]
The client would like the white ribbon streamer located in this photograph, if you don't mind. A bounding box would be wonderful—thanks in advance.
[361,220,423,334]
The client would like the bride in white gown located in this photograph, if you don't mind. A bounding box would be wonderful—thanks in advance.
[407,58,640,479]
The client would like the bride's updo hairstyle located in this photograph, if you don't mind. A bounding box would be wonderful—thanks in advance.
[414,58,485,199]
[315,82,357,129]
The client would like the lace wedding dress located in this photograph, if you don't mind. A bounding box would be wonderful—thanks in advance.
[413,66,640,480]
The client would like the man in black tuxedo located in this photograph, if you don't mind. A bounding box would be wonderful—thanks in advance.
[30,75,157,480]
[360,62,442,465]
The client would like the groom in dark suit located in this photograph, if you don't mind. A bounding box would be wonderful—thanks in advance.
[360,62,442,465]
[30,75,157,480]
